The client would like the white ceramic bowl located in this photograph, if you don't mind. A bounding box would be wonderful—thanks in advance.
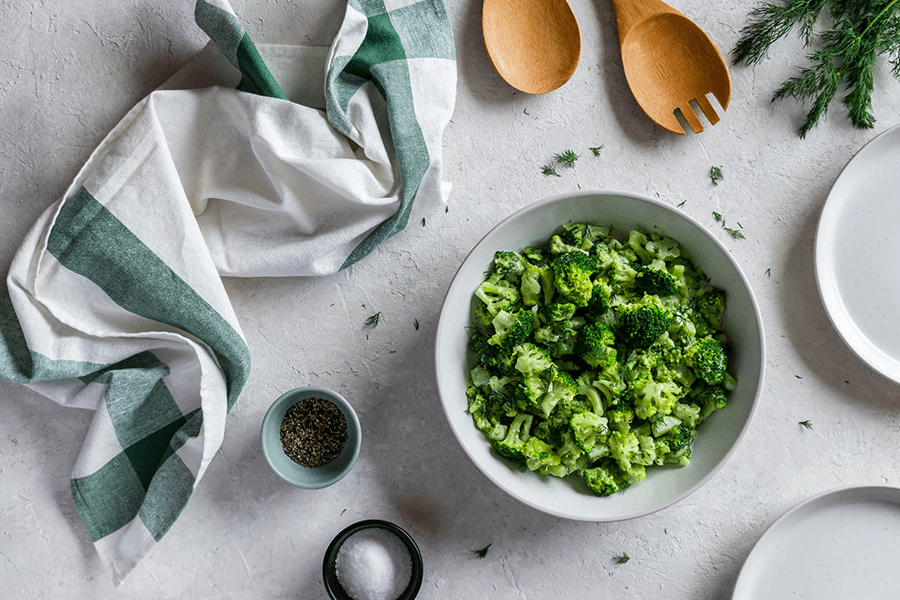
[435,191,765,521]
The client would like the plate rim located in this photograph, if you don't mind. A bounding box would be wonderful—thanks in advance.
[732,484,900,599]
[814,123,900,384]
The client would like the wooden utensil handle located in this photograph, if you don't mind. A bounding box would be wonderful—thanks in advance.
[609,0,683,43]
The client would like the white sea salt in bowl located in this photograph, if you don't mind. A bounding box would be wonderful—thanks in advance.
[323,520,424,600]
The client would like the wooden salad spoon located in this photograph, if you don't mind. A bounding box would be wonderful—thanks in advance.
[609,0,731,134]
[482,0,582,95]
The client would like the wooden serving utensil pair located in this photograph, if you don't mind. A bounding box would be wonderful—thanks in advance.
[482,0,731,134]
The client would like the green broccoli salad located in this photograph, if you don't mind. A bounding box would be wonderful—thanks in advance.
[465,222,736,496]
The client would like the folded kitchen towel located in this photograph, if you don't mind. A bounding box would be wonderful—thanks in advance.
[0,0,455,583]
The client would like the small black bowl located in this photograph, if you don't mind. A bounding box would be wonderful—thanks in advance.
[323,520,424,600]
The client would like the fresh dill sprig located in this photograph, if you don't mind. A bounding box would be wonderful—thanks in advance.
[590,145,605,156]
[713,211,724,223]
[799,419,813,430]
[414,318,420,330]
[473,544,491,558]
[541,164,561,177]
[365,312,381,327]
[766,267,772,276]
[712,212,746,239]
[710,165,724,186]
[553,149,580,168]
[732,0,900,137]
[614,553,631,564]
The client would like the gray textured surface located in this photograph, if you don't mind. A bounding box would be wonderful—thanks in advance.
[3,0,900,598]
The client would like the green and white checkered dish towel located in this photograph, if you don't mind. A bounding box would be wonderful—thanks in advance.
[0,0,455,583]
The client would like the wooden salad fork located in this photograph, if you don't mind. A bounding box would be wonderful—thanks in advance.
[609,0,731,134]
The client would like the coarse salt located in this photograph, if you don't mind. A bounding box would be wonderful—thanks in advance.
[335,527,412,600]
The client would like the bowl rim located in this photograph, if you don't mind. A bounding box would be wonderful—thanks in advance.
[322,519,425,600]
[434,189,766,521]
[260,386,362,489]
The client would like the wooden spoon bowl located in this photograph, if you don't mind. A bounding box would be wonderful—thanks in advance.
[611,0,731,134]
[482,0,582,95]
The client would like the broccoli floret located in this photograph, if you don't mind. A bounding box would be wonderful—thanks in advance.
[684,336,727,385]
[693,384,729,422]
[608,430,647,483]
[584,280,610,318]
[559,222,610,251]
[582,464,620,496]
[575,372,604,415]
[655,423,694,465]
[570,410,609,452]
[514,342,553,375]
[492,250,527,279]
[492,413,534,459]
[543,302,577,322]
[521,261,554,306]
[552,251,599,307]
[626,350,684,420]
[538,367,578,417]
[475,273,520,317]
[549,235,585,255]
[489,309,534,354]
[523,436,563,473]
[606,402,635,432]
[469,330,501,370]
[516,374,547,412]
[695,289,726,333]
[617,295,674,349]
[576,321,617,372]
[635,265,678,297]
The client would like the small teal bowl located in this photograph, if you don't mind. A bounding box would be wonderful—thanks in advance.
[260,387,361,489]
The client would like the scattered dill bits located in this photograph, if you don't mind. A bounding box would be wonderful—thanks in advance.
[445,206,449,213]
[590,145,605,156]
[365,312,381,327]
[473,544,491,558]
[614,553,631,564]
[725,226,746,240]
[541,164,561,177]
[414,318,420,330]
[799,420,813,430]
[713,211,724,223]
[677,199,687,208]
[732,0,900,137]
[795,375,803,379]
[422,217,426,226]
[766,268,772,276]
[280,397,347,467]
[710,165,724,186]
[554,149,580,168]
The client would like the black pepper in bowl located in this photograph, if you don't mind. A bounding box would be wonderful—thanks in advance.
[280,397,348,467]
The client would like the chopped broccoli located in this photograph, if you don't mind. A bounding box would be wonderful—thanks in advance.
[514,342,554,375]
[684,337,727,384]
[492,413,534,459]
[465,222,733,497]
[617,296,674,349]
[577,321,617,371]
[492,250,527,279]
[552,251,600,307]
[695,290,726,333]
[635,265,678,297]
[582,464,620,496]
[475,272,520,318]
[489,309,534,354]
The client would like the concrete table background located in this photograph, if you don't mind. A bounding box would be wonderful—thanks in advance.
[3,0,900,598]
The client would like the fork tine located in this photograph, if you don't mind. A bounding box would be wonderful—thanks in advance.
[680,104,704,134]
[696,95,719,126]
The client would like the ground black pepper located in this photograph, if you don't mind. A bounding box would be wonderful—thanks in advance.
[280,397,348,467]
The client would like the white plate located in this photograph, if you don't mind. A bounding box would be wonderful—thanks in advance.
[816,124,900,384]
[733,486,900,599]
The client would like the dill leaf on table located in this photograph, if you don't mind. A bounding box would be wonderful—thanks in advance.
[732,0,900,137]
